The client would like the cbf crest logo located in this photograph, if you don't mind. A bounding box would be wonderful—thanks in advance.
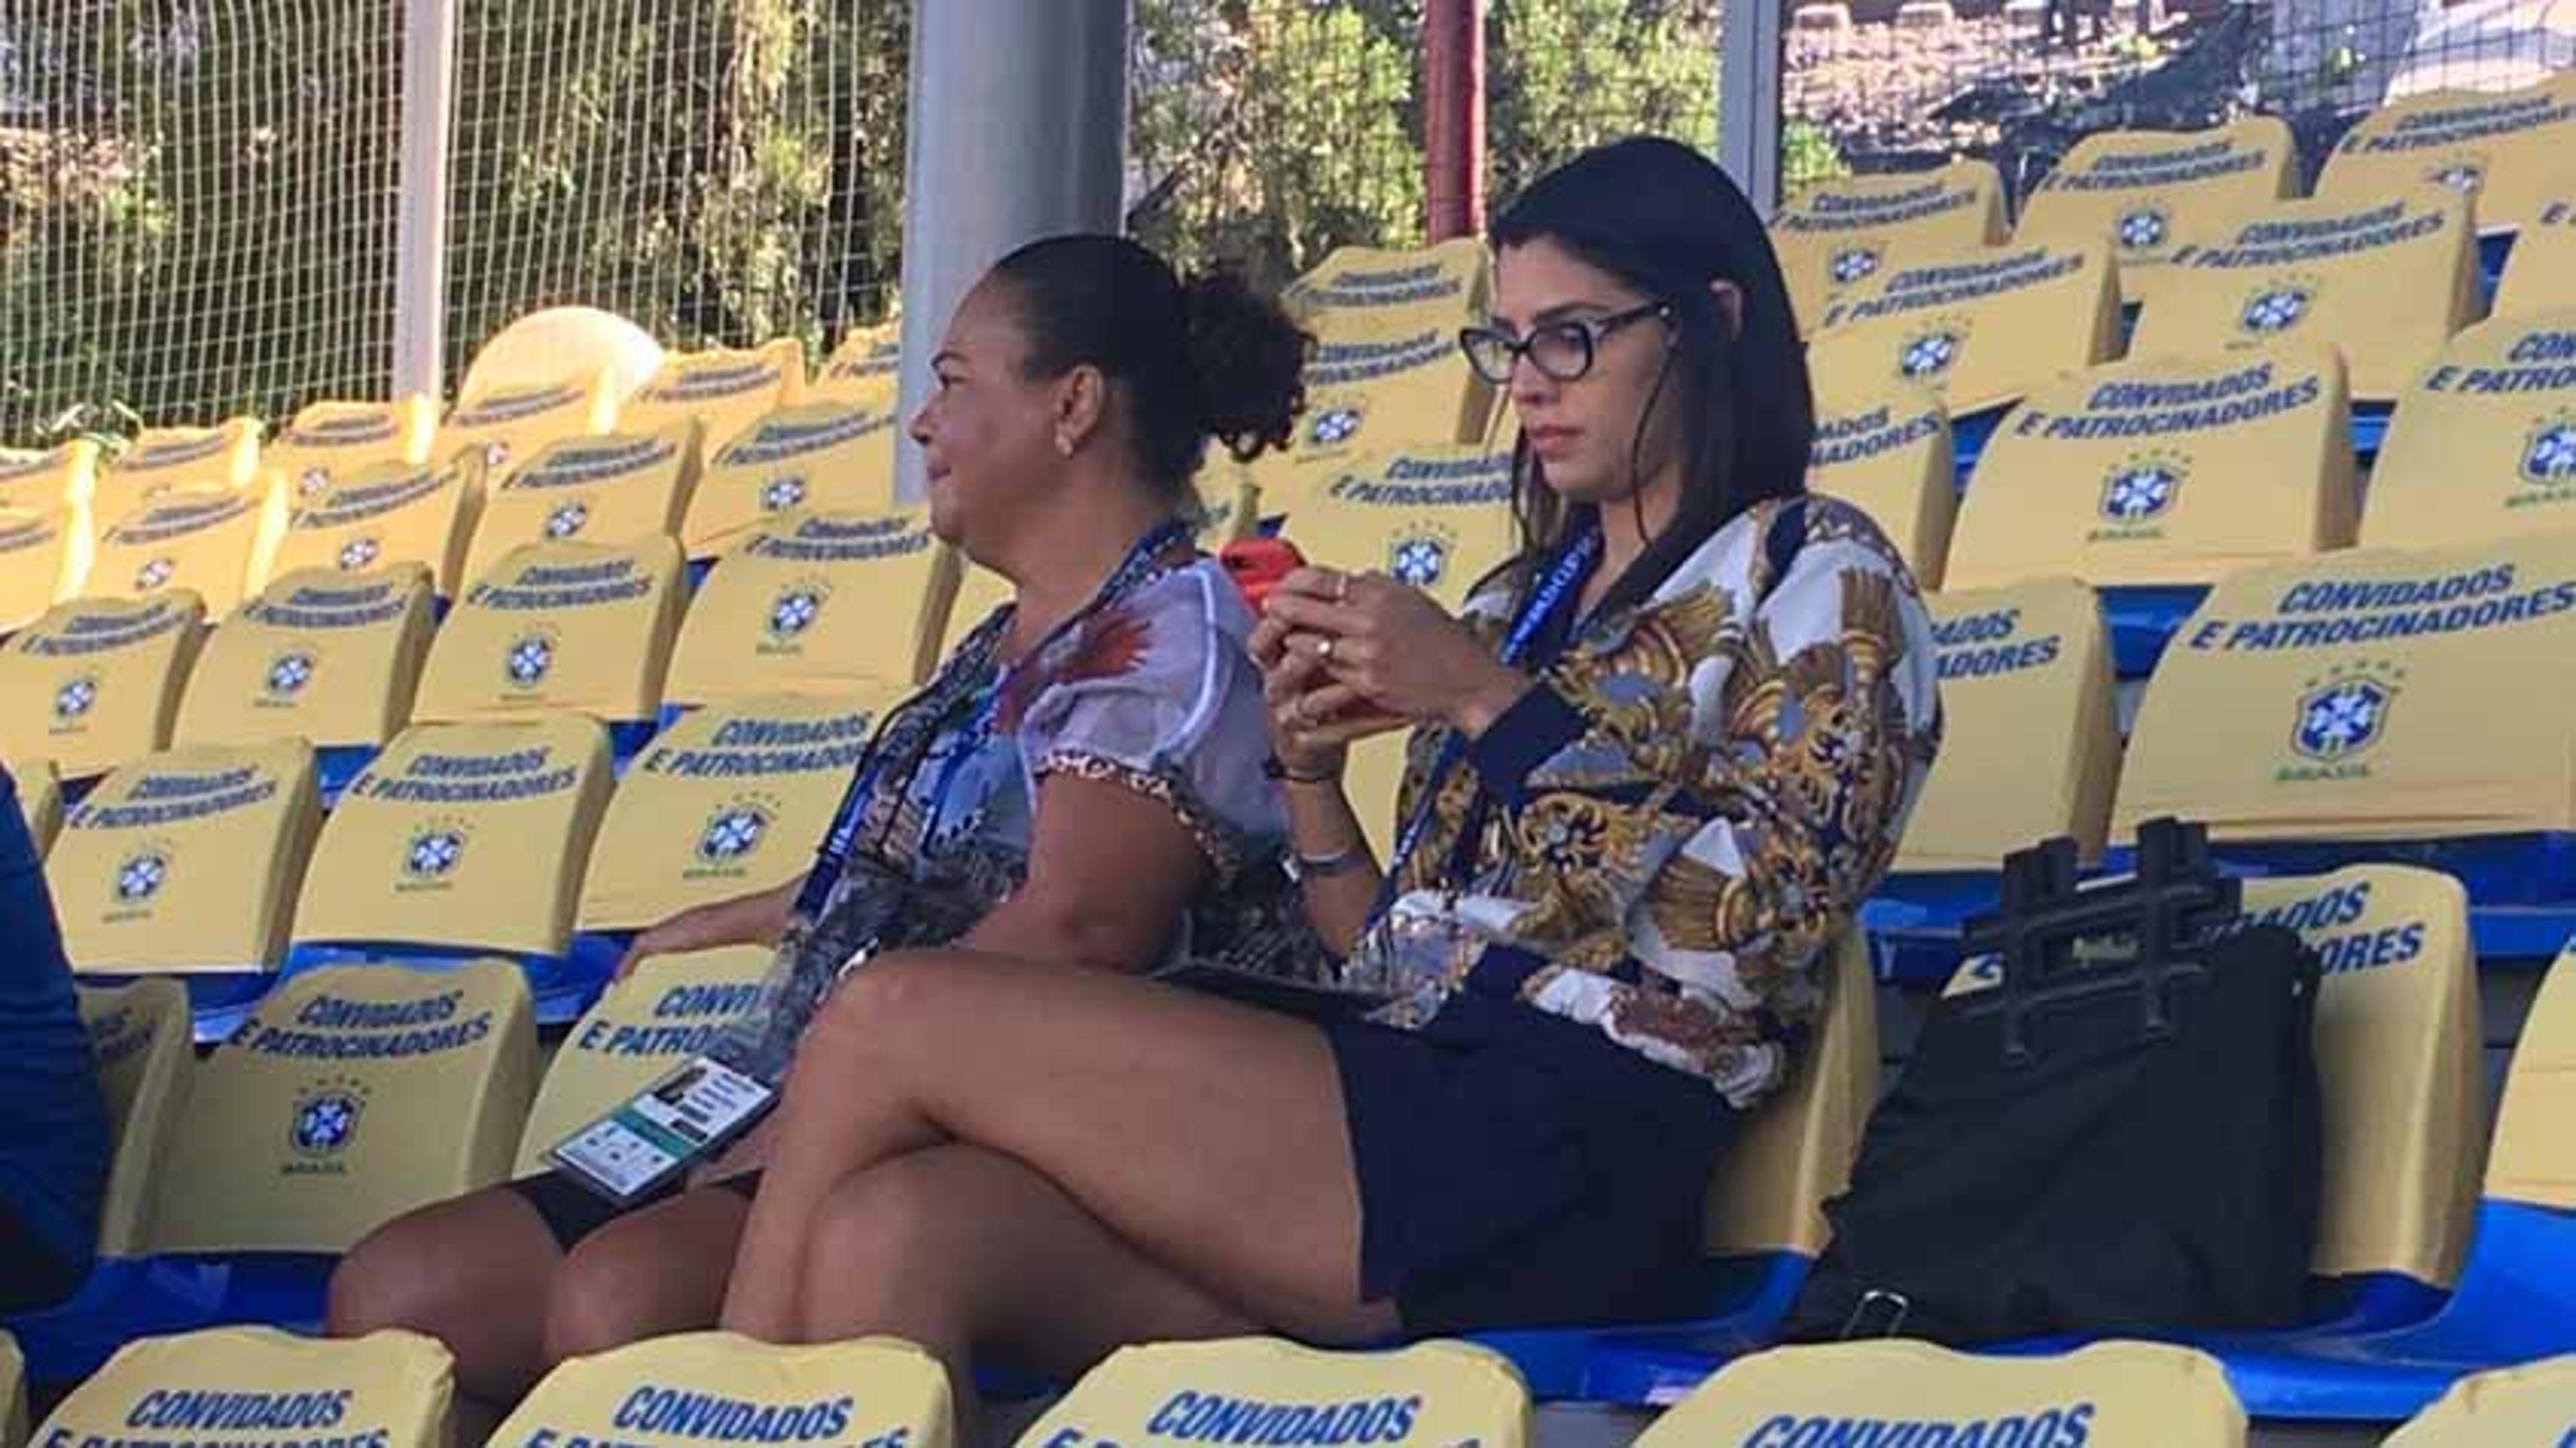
[337,536,381,571]
[2520,413,2576,485]
[1829,245,1882,287]
[1898,325,1964,382]
[2099,453,2186,523]
[2239,281,2313,337]
[2291,662,2404,765]
[402,819,469,883]
[1309,406,1364,448]
[54,675,99,721]
[761,476,808,512]
[1387,523,1456,590]
[299,466,333,498]
[288,1076,370,1165]
[504,631,557,688]
[767,586,824,640]
[2116,205,2170,252]
[697,800,771,864]
[113,847,170,904]
[2429,158,2484,195]
[265,650,317,698]
[544,501,590,539]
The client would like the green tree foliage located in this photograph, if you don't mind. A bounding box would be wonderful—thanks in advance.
[1,0,1725,446]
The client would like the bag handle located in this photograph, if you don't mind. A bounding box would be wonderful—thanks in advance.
[1957,817,2243,1068]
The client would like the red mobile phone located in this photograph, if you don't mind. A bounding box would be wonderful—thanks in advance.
[1219,536,1306,613]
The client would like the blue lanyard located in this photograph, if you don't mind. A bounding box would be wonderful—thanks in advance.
[1373,527,1603,908]
[789,517,1195,919]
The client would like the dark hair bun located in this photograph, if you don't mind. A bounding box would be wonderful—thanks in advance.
[1179,268,1311,463]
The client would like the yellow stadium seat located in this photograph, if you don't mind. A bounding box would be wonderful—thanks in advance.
[440,371,621,478]
[1021,1339,1527,1448]
[260,397,439,503]
[1340,731,1415,865]
[417,537,685,732]
[1772,160,2008,331]
[46,739,321,976]
[0,439,99,513]
[150,959,537,1253]
[2364,307,2576,549]
[618,338,807,456]
[494,1333,950,1448]
[1633,1341,2245,1444]
[1947,344,2356,592]
[2493,195,2576,318]
[2016,117,2300,303]
[0,592,206,782]
[93,418,262,521]
[1898,580,2120,871]
[2317,72,2576,236]
[1705,930,1878,1266]
[34,1327,453,1448]
[576,691,894,933]
[290,715,613,963]
[512,947,769,1175]
[13,756,62,856]
[0,504,91,634]
[1,1331,17,1448]
[808,319,903,406]
[1253,244,1497,499]
[174,566,435,762]
[272,454,484,597]
[2239,866,2483,1290]
[683,398,900,560]
[89,484,288,620]
[1284,236,1490,331]
[2386,1355,2576,1445]
[666,509,946,707]
[78,977,193,1256]
[464,306,664,407]
[1274,443,1516,609]
[464,419,702,586]
[1807,238,2120,418]
[2131,189,2479,403]
[2115,531,2576,846]
[1807,376,1955,588]
[2487,947,2576,1219]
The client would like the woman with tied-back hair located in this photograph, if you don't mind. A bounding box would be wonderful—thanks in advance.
[328,232,1314,1414]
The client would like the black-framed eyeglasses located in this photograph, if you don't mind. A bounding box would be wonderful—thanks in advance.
[1457,300,1671,384]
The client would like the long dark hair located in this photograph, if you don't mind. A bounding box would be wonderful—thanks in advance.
[1488,136,1813,615]
[988,234,1310,505]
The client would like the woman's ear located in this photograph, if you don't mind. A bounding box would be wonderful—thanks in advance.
[1053,364,1110,455]
[1708,279,1745,342]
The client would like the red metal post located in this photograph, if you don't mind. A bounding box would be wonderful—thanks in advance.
[1421,0,1486,242]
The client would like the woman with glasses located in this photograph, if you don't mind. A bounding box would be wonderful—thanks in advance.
[1246,132,1944,1329]
[715,136,1939,1388]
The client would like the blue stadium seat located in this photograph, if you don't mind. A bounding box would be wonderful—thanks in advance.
[2163,933,2576,1423]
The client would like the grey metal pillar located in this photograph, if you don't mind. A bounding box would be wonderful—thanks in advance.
[1718,0,1784,217]
[392,0,459,399]
[893,0,1133,502]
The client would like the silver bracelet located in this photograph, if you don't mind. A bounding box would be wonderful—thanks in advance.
[1285,844,1366,883]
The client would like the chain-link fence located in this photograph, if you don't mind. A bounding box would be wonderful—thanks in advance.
[2,0,407,445]
[1780,0,2575,203]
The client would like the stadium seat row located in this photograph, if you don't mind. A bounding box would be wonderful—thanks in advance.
[7,914,2570,1427]
[1774,74,2576,327]
[1813,307,2576,603]
[25,1319,2576,1448]
[5,429,2571,1019]
[0,352,906,637]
